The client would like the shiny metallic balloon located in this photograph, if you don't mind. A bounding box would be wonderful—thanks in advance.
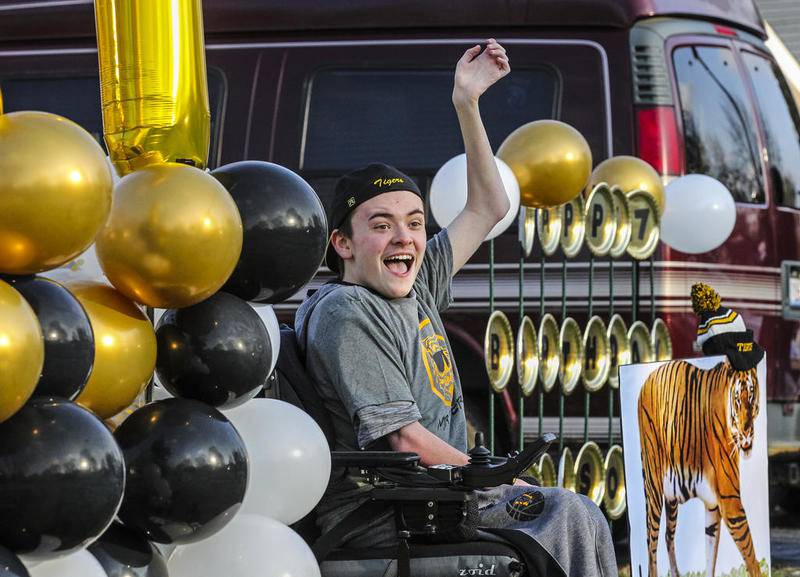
[589,155,665,213]
[582,316,610,392]
[212,161,328,304]
[557,447,576,492]
[497,120,592,208]
[536,205,562,257]
[0,111,112,274]
[114,398,248,545]
[0,545,27,577]
[560,194,585,259]
[89,522,168,577]
[0,279,43,423]
[628,320,654,365]
[484,310,514,394]
[559,317,584,395]
[603,445,627,520]
[538,313,561,393]
[156,292,271,409]
[95,0,210,174]
[573,442,606,506]
[5,275,94,400]
[607,314,631,389]
[0,398,125,560]
[516,315,538,397]
[651,318,673,361]
[95,163,243,309]
[67,281,157,420]
[608,186,632,259]
[584,183,617,257]
[626,190,660,260]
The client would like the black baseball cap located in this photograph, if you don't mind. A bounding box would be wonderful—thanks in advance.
[325,163,423,274]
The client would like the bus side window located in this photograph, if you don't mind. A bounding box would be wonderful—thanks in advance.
[673,45,764,204]
[742,51,800,209]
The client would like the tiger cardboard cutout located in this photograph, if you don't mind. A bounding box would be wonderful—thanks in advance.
[637,359,760,577]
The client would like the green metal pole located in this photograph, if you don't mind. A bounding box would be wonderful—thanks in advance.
[608,258,615,447]
[558,253,566,453]
[519,250,525,450]
[539,253,545,438]
[585,256,594,444]
[650,254,656,326]
[489,239,495,455]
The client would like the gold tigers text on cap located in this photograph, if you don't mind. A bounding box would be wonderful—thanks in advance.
[373,177,405,187]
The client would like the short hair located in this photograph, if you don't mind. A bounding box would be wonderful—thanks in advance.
[334,211,354,278]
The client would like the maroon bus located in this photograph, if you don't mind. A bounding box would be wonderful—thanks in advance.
[1,0,798,517]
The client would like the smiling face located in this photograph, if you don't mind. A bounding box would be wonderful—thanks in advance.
[332,190,426,299]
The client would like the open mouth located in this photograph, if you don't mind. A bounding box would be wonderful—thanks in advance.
[383,253,414,276]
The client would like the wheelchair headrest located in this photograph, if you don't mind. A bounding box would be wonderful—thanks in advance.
[275,325,335,449]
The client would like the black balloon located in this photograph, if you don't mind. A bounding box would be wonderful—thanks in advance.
[156,292,271,408]
[114,398,248,544]
[212,161,328,303]
[89,522,168,577]
[1,275,94,400]
[0,398,125,560]
[0,546,28,577]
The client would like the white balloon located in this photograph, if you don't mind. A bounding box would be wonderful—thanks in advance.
[251,303,281,375]
[223,399,330,524]
[660,174,737,254]
[43,243,107,284]
[168,514,320,577]
[26,550,107,577]
[430,154,521,240]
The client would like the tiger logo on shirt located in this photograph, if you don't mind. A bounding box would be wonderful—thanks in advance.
[420,320,455,406]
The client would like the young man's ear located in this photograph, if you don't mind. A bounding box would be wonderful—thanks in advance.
[331,229,353,260]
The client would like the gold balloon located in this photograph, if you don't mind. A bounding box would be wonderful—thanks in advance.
[95,0,210,175]
[0,111,113,274]
[95,163,243,308]
[498,120,592,208]
[0,279,44,422]
[589,156,665,213]
[68,281,156,419]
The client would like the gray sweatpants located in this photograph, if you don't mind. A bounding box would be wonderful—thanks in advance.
[346,485,617,577]
[477,485,618,577]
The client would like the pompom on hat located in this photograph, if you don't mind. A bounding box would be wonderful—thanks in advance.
[691,282,763,370]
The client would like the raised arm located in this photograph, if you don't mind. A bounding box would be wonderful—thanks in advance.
[447,39,511,274]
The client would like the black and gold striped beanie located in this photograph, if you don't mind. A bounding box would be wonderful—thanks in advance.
[690,283,763,370]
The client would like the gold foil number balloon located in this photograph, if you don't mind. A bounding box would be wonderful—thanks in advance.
[0,279,44,422]
[498,120,592,208]
[0,112,112,274]
[68,281,157,420]
[589,156,665,213]
[95,163,243,309]
[95,0,210,175]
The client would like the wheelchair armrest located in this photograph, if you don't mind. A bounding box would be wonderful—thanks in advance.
[331,451,420,469]
[371,486,472,502]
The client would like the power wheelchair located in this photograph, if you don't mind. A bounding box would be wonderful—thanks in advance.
[271,326,565,577]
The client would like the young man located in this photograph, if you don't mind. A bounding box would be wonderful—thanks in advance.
[296,40,617,576]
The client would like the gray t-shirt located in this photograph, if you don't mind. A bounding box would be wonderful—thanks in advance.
[295,229,467,541]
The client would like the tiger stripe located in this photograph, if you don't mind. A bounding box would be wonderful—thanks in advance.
[637,360,761,577]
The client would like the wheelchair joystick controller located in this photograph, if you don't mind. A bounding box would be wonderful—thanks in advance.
[467,432,491,466]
